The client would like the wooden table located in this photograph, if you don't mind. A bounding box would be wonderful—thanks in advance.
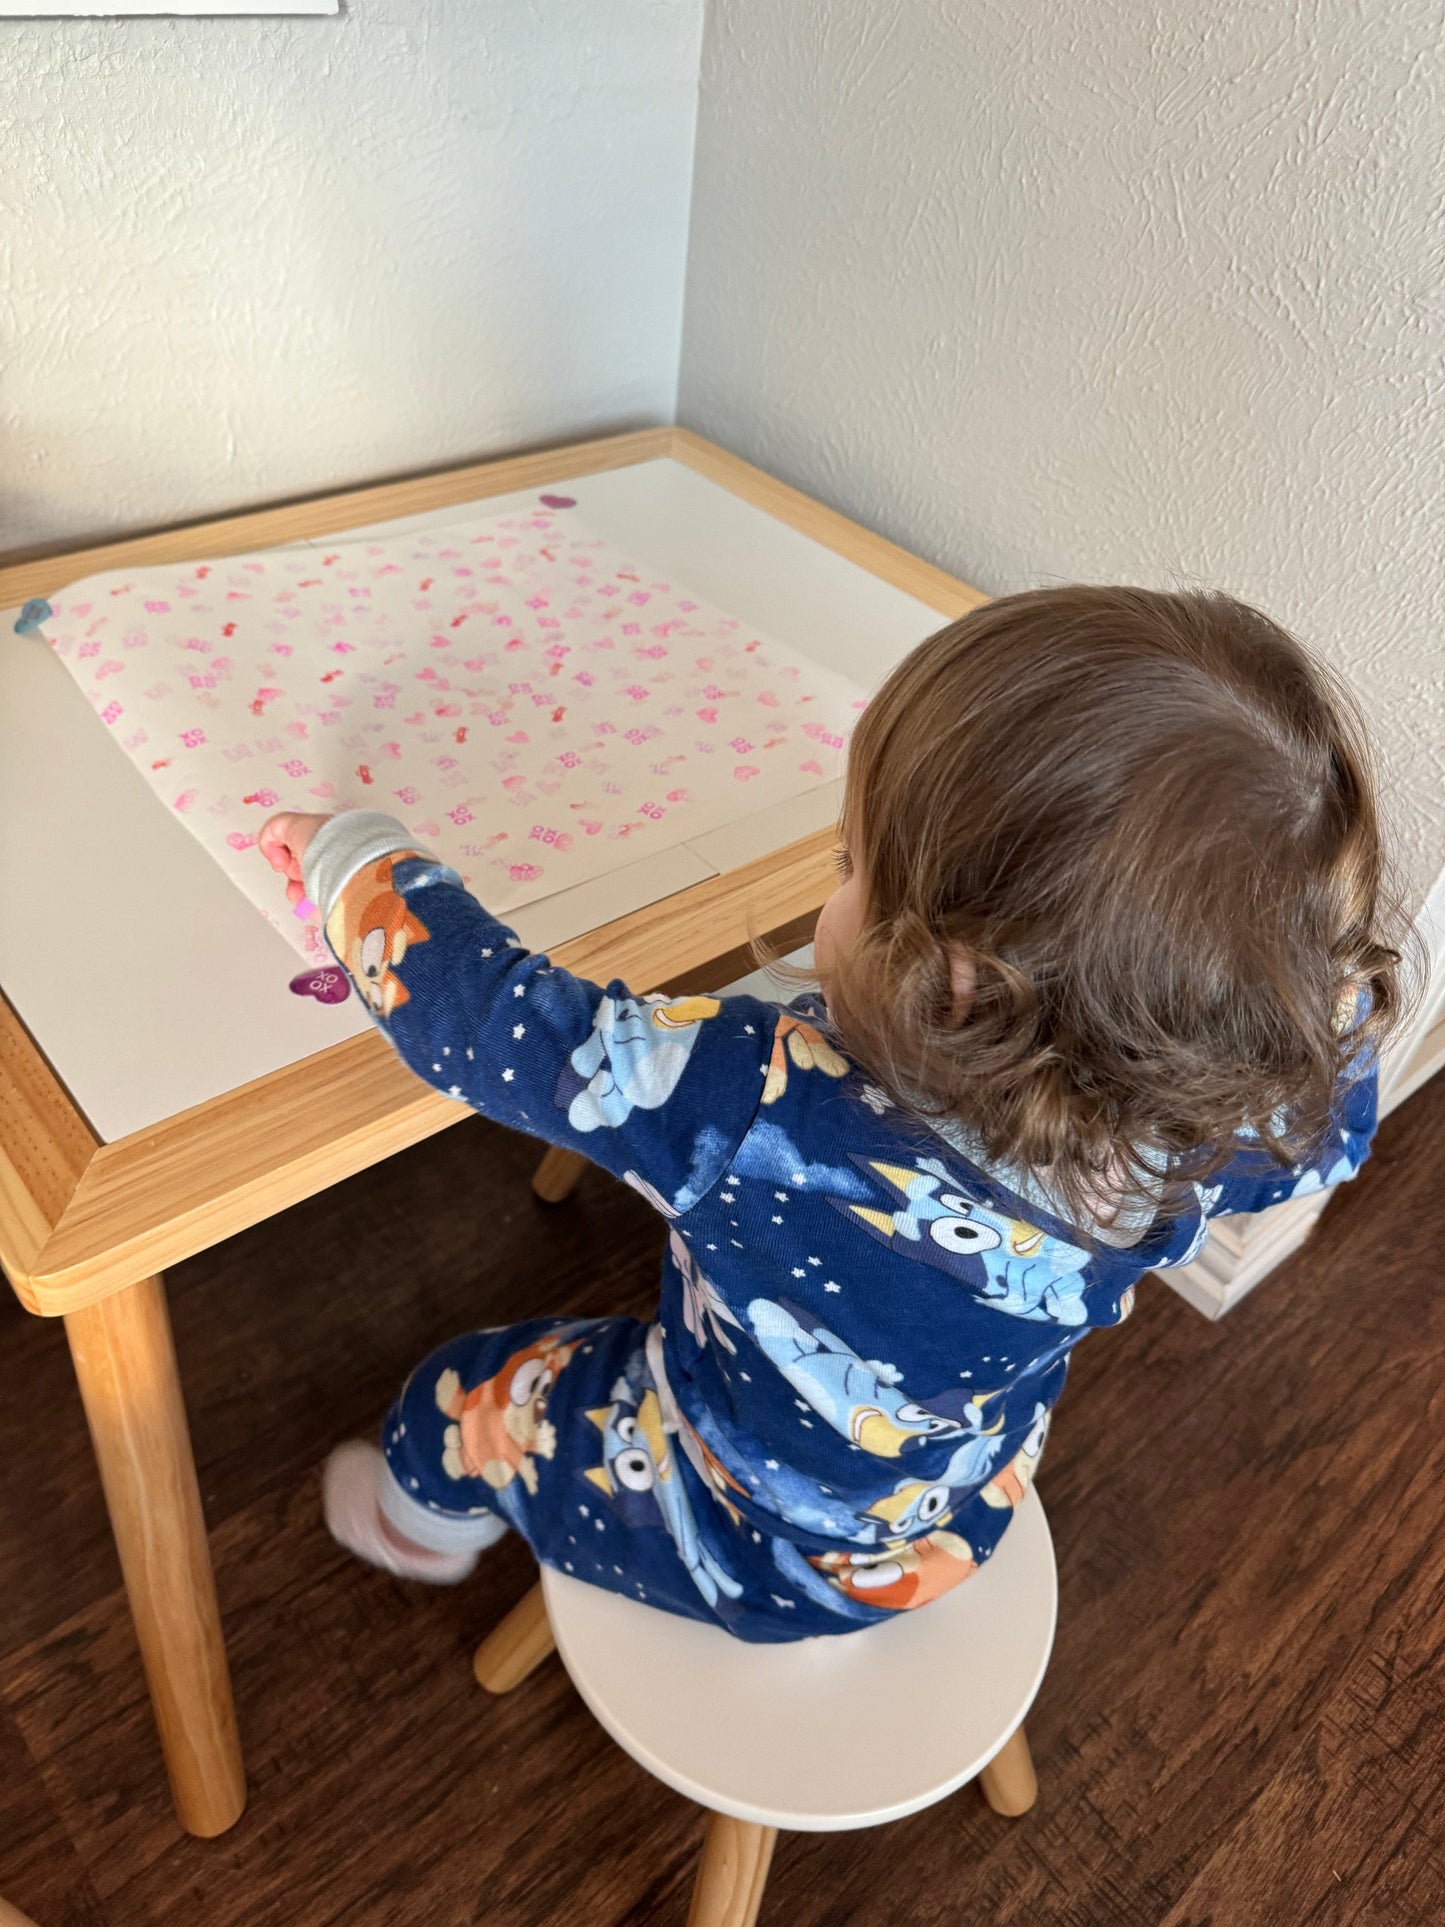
[0,430,984,1837]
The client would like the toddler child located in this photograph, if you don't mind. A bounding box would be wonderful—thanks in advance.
[261,585,1402,1641]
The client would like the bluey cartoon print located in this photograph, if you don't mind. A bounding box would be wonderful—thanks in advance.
[582,1360,743,1612]
[761,1013,849,1106]
[807,1529,978,1612]
[981,1403,1050,1510]
[746,1297,1002,1458]
[832,1156,1092,1324]
[324,853,430,1017]
[557,993,722,1133]
[435,1329,579,1496]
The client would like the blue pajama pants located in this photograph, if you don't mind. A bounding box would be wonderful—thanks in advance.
[379,1314,904,1642]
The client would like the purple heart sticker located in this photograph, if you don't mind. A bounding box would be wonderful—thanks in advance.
[539,494,576,509]
[289,967,350,1005]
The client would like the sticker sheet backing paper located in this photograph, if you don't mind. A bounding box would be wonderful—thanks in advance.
[41,503,864,959]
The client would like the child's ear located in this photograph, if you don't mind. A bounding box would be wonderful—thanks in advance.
[947,946,977,1024]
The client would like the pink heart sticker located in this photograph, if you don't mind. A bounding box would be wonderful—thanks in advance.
[289,967,349,1005]
[539,494,576,509]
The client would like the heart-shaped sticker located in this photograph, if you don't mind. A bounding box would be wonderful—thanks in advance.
[539,494,576,509]
[289,967,349,1005]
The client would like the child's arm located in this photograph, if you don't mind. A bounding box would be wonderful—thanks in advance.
[275,809,780,1217]
[1199,1052,1379,1221]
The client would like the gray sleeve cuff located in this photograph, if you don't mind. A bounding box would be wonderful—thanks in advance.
[303,811,431,920]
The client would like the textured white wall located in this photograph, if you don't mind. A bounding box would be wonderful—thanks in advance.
[679,1,1445,908]
[0,0,702,553]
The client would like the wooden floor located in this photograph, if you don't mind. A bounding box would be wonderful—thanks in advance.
[2,1075,1442,1926]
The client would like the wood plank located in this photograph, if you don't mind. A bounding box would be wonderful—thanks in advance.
[1157,1608,1445,1927]
[22,829,837,1314]
[671,429,989,619]
[0,997,99,1315]
[0,428,673,612]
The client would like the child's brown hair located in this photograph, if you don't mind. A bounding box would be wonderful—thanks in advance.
[825,585,1410,1227]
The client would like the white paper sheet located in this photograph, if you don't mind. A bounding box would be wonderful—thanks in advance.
[39,501,863,958]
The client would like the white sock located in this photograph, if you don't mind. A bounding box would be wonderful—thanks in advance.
[323,1440,506,1584]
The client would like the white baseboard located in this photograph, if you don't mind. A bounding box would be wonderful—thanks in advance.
[1157,1188,1332,1321]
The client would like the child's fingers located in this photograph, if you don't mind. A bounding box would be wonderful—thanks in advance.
[258,812,297,873]
[259,812,312,886]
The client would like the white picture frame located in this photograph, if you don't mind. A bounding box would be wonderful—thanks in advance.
[0,1,337,14]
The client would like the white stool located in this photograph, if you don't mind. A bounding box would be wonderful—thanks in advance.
[474,1485,1057,1925]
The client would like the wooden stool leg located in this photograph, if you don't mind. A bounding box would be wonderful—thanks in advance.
[532,1145,589,1204]
[473,1581,556,1693]
[63,1275,245,1839]
[687,1813,777,1927]
[978,1721,1037,1816]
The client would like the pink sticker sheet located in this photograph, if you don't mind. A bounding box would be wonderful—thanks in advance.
[41,504,865,960]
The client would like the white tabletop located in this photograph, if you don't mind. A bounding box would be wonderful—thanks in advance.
[0,458,942,1142]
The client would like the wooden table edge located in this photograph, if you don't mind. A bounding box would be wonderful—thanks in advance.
[16,824,839,1312]
[0,425,674,610]
[2,428,984,1318]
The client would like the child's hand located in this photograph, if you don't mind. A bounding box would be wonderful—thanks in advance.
[259,811,331,920]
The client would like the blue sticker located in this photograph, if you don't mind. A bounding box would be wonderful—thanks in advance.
[14,598,53,636]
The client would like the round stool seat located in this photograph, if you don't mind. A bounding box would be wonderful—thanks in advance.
[540,1485,1056,1833]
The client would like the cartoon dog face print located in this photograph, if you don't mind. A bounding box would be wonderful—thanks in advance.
[761,1014,849,1106]
[324,854,430,1017]
[981,1403,1050,1510]
[583,1380,669,1527]
[858,1417,1012,1541]
[582,1377,743,1611]
[556,993,722,1134]
[435,1331,578,1496]
[832,1156,1093,1325]
[747,1297,1002,1458]
[808,1529,978,1612]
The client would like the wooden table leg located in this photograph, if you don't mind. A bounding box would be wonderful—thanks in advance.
[473,1580,556,1693]
[978,1721,1037,1816]
[63,1275,245,1838]
[688,1814,777,1927]
[531,1145,589,1204]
